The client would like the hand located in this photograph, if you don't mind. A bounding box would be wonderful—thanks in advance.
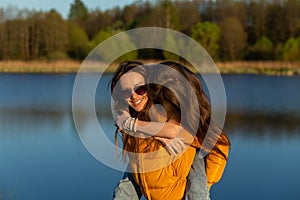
[115,110,131,131]
[154,136,187,156]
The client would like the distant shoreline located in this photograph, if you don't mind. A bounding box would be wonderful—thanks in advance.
[0,60,299,76]
[217,61,300,76]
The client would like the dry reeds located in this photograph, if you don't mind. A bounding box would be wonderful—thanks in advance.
[1,60,300,76]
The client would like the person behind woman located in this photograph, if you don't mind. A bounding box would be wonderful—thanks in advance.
[111,61,230,199]
[111,61,197,200]
[147,61,230,196]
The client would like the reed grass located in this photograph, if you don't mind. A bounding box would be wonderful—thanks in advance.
[0,60,300,76]
[217,61,300,76]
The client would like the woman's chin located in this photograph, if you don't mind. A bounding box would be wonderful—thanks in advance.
[132,105,144,112]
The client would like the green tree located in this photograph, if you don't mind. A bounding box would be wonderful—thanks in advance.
[68,0,88,20]
[191,21,221,60]
[91,27,117,46]
[282,37,300,61]
[162,34,181,61]
[40,10,68,60]
[91,28,137,62]
[250,36,274,60]
[162,32,205,64]
[68,0,89,38]
[67,22,92,60]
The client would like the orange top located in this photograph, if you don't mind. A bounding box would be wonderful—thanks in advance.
[127,128,196,200]
[193,131,230,190]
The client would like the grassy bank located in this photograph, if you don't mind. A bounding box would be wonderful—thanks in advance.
[0,60,121,73]
[0,60,300,76]
[218,61,300,76]
[0,60,81,73]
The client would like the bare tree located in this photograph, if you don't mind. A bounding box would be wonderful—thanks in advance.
[219,17,247,60]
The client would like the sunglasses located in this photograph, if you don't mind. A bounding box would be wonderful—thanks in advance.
[120,84,147,99]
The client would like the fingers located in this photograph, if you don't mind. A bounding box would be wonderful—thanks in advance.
[174,137,186,151]
[165,144,177,156]
[164,137,187,156]
[176,137,186,151]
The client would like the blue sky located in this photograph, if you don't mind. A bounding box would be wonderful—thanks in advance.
[0,0,138,18]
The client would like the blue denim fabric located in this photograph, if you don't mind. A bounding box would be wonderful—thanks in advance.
[113,172,142,200]
[113,151,210,200]
[185,150,210,200]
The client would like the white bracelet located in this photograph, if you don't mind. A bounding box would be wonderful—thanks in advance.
[129,117,135,131]
[133,118,138,132]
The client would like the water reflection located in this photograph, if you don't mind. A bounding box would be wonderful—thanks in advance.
[225,112,300,140]
[1,74,300,200]
[2,107,299,140]
[0,108,74,137]
[1,108,299,200]
[0,108,123,200]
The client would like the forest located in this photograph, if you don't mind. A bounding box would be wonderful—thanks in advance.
[0,0,300,62]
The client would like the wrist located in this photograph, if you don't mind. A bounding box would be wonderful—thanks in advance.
[122,117,138,133]
[122,117,131,131]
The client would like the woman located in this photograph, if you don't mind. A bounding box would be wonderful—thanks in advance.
[111,61,230,199]
[111,60,197,200]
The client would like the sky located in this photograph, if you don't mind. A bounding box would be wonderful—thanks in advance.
[0,0,138,18]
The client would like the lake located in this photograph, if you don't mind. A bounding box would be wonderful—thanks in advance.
[0,73,299,200]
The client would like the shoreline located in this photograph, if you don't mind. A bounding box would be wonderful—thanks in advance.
[0,60,300,76]
[217,61,300,76]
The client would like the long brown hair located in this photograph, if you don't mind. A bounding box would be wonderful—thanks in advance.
[149,61,230,159]
[110,60,230,161]
[110,61,159,159]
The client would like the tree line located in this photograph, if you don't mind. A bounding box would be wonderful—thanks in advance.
[0,0,300,62]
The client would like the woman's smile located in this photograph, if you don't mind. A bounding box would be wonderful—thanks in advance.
[131,99,142,105]
[130,95,146,104]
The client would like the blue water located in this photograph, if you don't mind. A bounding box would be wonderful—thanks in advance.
[0,74,299,200]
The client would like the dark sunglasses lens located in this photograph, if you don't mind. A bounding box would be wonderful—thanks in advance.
[135,85,147,95]
[120,85,146,99]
